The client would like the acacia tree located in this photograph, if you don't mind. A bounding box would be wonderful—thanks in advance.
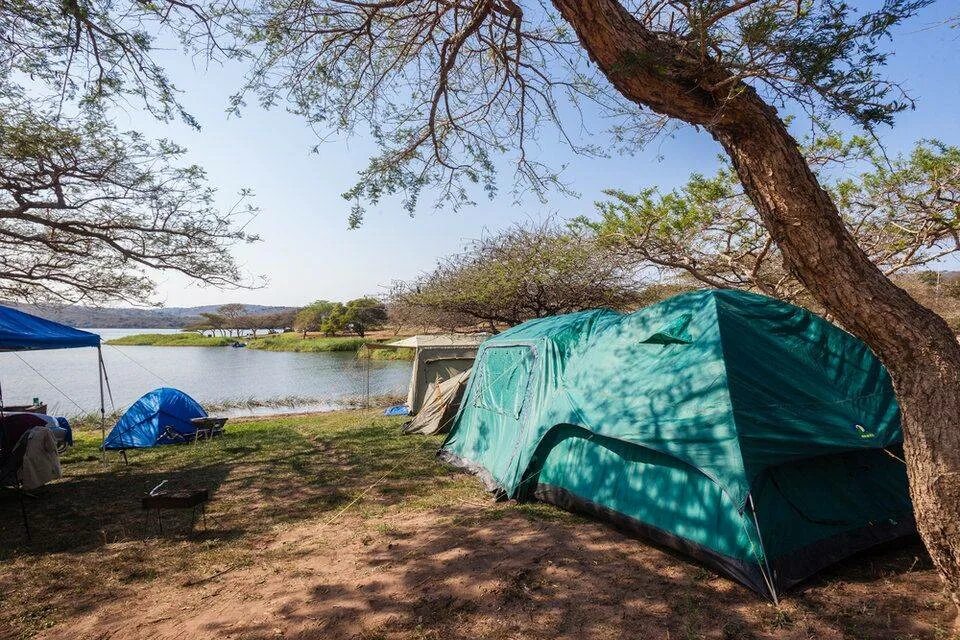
[217,303,246,336]
[392,220,643,329]
[585,135,960,305]
[294,300,341,336]
[0,0,258,303]
[385,285,480,334]
[232,0,960,609]
[343,297,388,336]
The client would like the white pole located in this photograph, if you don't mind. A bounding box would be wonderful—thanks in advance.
[97,346,106,462]
[365,346,371,408]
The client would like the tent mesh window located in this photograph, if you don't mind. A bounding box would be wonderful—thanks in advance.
[474,346,535,420]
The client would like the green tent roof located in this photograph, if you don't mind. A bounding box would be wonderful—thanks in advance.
[443,289,901,509]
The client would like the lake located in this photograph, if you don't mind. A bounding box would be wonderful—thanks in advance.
[0,329,411,417]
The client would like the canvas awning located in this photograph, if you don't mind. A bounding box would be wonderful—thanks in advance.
[0,305,100,351]
[387,334,489,349]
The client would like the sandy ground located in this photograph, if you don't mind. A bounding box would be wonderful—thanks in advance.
[37,503,952,640]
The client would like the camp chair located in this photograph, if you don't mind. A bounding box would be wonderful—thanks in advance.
[189,417,228,443]
[0,422,37,542]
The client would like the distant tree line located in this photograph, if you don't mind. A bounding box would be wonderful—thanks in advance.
[184,304,298,338]
[293,298,388,338]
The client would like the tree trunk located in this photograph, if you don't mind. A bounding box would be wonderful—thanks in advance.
[553,0,960,613]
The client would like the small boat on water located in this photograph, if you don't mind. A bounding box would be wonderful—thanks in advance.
[231,341,246,348]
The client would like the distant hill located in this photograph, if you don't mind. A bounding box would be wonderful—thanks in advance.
[4,303,300,328]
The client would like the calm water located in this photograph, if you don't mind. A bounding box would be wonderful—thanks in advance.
[0,329,410,417]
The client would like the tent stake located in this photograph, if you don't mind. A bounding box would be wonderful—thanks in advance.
[748,493,779,605]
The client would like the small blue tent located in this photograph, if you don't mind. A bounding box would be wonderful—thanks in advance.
[102,388,207,449]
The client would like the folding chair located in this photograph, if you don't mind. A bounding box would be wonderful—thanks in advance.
[0,429,34,542]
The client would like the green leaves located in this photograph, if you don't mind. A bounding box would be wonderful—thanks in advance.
[590,131,960,304]
[393,219,643,328]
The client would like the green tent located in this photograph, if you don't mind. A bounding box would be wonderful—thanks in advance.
[440,289,914,600]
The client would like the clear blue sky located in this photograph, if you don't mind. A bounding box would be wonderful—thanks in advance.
[126,2,960,308]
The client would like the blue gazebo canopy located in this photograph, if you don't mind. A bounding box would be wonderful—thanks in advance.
[0,305,100,351]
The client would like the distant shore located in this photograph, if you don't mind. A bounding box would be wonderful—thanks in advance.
[106,332,413,359]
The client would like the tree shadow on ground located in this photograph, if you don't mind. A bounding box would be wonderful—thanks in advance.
[196,504,951,640]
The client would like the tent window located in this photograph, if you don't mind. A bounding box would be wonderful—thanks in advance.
[474,346,535,419]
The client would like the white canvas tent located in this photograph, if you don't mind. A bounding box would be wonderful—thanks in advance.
[387,334,488,414]
[402,368,471,435]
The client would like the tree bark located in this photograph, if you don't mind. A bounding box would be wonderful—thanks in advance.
[552,0,960,613]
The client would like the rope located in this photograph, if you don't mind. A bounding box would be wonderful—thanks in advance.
[316,456,405,530]
[883,447,907,464]
[106,344,172,386]
[12,353,85,413]
[99,351,116,412]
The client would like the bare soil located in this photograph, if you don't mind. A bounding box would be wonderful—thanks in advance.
[2,411,954,640]
[36,505,953,640]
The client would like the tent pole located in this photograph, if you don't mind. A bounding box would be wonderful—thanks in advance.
[97,346,106,463]
[748,493,779,605]
[365,346,371,408]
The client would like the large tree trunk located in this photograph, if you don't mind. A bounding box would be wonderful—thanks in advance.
[552,0,960,613]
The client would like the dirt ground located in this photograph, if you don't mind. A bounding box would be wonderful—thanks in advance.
[37,504,952,640]
[2,412,955,640]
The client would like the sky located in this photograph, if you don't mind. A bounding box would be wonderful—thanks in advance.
[123,2,960,309]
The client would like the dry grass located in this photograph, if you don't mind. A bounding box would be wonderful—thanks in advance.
[0,410,955,640]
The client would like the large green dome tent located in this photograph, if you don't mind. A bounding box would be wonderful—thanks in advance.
[439,289,914,601]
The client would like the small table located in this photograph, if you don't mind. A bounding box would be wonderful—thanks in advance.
[142,484,209,533]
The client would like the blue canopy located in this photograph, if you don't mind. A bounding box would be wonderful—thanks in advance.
[102,388,207,449]
[0,305,100,351]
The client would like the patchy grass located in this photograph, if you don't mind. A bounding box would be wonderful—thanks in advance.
[247,334,413,359]
[108,332,414,360]
[0,410,954,640]
[246,333,369,352]
[105,332,235,347]
[0,410,480,639]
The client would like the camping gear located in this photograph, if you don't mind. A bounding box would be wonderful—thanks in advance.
[404,368,471,435]
[383,404,410,416]
[0,306,101,351]
[18,425,61,490]
[190,417,228,441]
[386,334,488,414]
[0,304,108,449]
[0,427,33,540]
[142,480,209,533]
[0,307,103,540]
[3,402,48,414]
[1,412,71,451]
[102,388,210,450]
[440,289,913,601]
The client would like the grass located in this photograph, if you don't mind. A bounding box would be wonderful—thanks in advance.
[1,411,953,640]
[105,332,415,360]
[106,332,235,347]
[0,410,487,639]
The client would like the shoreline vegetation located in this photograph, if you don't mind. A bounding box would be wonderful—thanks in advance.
[106,332,413,359]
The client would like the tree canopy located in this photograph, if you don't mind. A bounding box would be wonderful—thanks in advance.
[0,0,257,303]
[229,0,929,224]
[392,220,644,329]
[293,298,387,336]
[583,133,960,304]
